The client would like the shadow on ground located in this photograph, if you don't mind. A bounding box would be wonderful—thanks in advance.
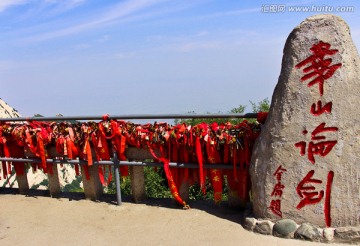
[0,187,247,226]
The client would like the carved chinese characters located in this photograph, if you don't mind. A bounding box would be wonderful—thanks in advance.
[296,170,334,226]
[269,165,287,217]
[295,41,342,96]
[250,14,360,227]
[293,41,340,227]
[295,122,338,164]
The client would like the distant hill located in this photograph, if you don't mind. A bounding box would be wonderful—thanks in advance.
[0,98,21,118]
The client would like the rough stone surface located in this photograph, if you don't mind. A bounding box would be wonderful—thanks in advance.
[294,223,322,241]
[250,14,360,228]
[323,227,334,242]
[125,147,161,161]
[0,98,20,118]
[254,220,274,235]
[16,173,29,194]
[179,181,189,202]
[81,165,103,201]
[130,166,146,203]
[48,164,61,197]
[273,219,298,238]
[244,217,257,231]
[334,226,360,242]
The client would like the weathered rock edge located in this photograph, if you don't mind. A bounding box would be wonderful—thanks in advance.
[250,13,360,228]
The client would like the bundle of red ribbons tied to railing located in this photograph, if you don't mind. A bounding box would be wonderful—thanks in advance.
[0,112,267,208]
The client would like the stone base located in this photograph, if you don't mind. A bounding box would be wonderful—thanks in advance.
[81,165,103,201]
[179,181,189,202]
[243,212,360,244]
[16,173,29,195]
[130,166,146,203]
[48,164,61,197]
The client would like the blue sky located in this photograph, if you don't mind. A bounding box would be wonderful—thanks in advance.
[1,0,359,117]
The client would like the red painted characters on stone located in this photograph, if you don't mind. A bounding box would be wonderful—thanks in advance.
[310,100,332,116]
[296,170,334,227]
[295,122,338,164]
[269,165,287,218]
[269,200,282,218]
[293,40,340,228]
[296,41,342,96]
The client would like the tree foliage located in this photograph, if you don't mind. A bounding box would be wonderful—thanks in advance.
[174,98,270,125]
[250,98,270,113]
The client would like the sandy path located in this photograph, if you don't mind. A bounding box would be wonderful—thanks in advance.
[0,191,346,246]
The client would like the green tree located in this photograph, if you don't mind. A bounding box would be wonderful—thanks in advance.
[250,98,270,113]
[174,98,270,125]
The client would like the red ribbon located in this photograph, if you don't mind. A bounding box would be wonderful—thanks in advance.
[206,140,222,204]
[148,143,189,208]
[257,112,268,124]
[195,136,205,194]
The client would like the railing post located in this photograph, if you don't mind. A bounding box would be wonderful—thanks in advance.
[47,162,61,197]
[179,181,189,202]
[81,164,103,201]
[16,168,29,195]
[130,166,146,203]
[113,150,122,205]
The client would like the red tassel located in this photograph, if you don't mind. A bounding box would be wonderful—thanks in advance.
[13,163,25,176]
[148,143,189,208]
[36,135,47,172]
[195,136,205,194]
[8,142,26,177]
[83,165,90,180]
[206,140,223,203]
[66,138,73,159]
[75,164,80,176]
[83,138,93,166]
[257,112,268,124]
[120,135,127,161]
[99,133,110,160]
[47,163,54,175]
[98,166,105,186]
[107,165,112,185]
[7,162,12,176]
[120,166,129,177]
[91,133,101,162]
[2,161,7,179]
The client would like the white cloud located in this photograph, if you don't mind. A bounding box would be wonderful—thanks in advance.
[38,0,86,17]
[176,41,220,52]
[25,0,163,42]
[43,0,86,9]
[115,52,136,59]
[96,35,110,43]
[72,43,91,50]
[0,0,27,13]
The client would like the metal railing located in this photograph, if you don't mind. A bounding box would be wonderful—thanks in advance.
[0,113,258,205]
[0,113,258,122]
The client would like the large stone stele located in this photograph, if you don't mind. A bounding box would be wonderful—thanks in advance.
[250,14,360,228]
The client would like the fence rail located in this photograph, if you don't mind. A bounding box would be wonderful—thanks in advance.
[0,157,239,170]
[0,113,259,207]
[0,113,258,122]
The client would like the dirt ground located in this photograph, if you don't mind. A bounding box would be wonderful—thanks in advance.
[0,189,347,246]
